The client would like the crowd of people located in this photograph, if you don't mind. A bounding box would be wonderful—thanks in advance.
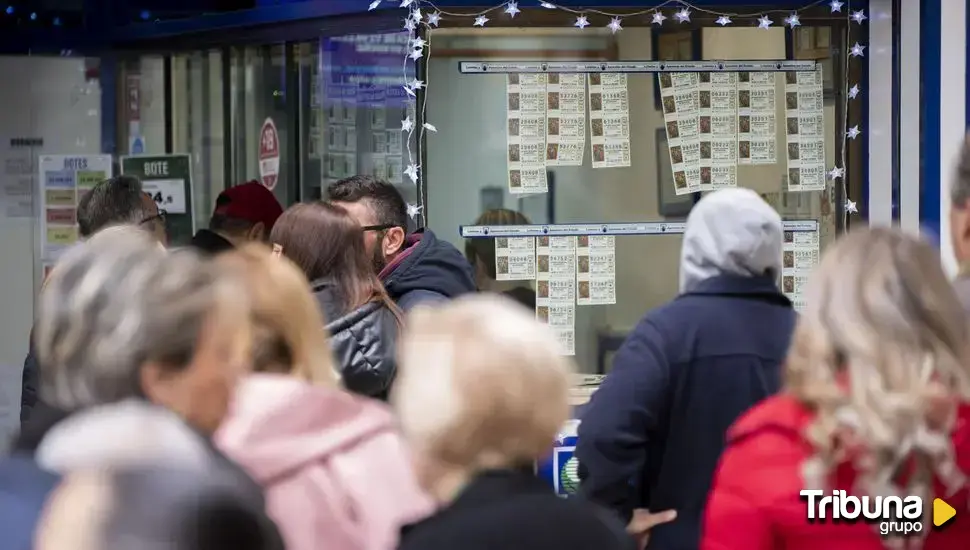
[3,137,970,549]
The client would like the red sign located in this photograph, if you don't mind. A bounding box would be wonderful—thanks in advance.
[126,74,141,123]
[258,118,281,190]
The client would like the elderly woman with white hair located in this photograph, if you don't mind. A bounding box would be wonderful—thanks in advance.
[393,295,636,550]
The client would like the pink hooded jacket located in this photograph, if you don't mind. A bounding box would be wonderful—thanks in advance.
[215,374,434,550]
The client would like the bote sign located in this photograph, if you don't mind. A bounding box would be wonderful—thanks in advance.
[259,118,281,190]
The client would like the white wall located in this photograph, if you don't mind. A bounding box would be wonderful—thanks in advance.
[0,56,102,443]
[426,27,836,372]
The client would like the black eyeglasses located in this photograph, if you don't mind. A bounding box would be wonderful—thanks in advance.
[361,223,399,232]
[140,209,167,226]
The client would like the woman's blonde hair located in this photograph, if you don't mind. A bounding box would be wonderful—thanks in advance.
[217,244,337,386]
[786,228,970,540]
[392,294,574,470]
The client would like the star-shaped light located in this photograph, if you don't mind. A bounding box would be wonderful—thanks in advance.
[785,13,800,27]
[674,8,690,23]
[402,117,414,132]
[607,17,622,33]
[715,15,732,26]
[410,36,426,49]
[758,15,773,29]
[404,163,420,183]
[845,199,858,214]
[403,17,416,32]
[504,1,520,17]
[846,125,861,139]
[408,48,423,61]
[427,11,441,26]
[403,85,416,97]
[399,0,413,7]
[406,203,423,219]
[408,78,425,91]
[850,42,866,57]
[474,15,489,26]
[422,122,437,132]
[848,84,860,99]
[851,9,867,23]
[409,8,422,22]
[828,166,844,180]
[574,15,589,29]
[651,11,666,25]
[829,0,844,12]
[540,1,555,8]
[368,0,381,11]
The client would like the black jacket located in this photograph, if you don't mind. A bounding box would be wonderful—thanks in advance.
[312,279,399,399]
[398,469,636,550]
[20,346,39,426]
[383,229,476,312]
[188,229,235,256]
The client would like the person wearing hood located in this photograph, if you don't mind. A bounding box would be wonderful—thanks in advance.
[327,175,475,311]
[270,201,403,399]
[214,243,432,550]
[576,188,797,550]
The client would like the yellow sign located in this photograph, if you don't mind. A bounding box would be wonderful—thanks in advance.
[933,498,956,527]
[46,227,78,245]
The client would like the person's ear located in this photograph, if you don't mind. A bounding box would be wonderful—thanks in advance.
[248,222,266,242]
[140,361,175,408]
[382,226,406,256]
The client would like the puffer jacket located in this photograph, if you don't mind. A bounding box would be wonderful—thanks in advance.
[311,279,399,400]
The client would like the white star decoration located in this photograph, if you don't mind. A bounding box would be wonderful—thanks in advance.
[474,15,488,26]
[828,166,844,180]
[851,10,867,23]
[830,0,844,12]
[845,199,858,214]
[758,15,773,29]
[404,164,420,183]
[504,1,519,17]
[408,48,423,61]
[651,11,666,25]
[368,0,381,11]
[410,37,426,49]
[403,17,416,32]
[422,122,437,132]
[401,117,414,132]
[410,8,422,22]
[715,15,731,26]
[785,13,800,27]
[540,1,555,8]
[574,15,589,29]
[846,125,861,139]
[850,42,866,57]
[848,85,860,99]
[607,17,622,33]
[674,8,690,23]
[406,203,423,220]
[399,0,413,7]
[427,11,441,26]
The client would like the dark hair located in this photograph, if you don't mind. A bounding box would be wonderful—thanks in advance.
[101,466,282,550]
[465,209,532,279]
[270,202,403,323]
[326,175,408,230]
[77,175,153,237]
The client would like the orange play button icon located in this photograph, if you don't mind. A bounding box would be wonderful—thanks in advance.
[933,498,956,527]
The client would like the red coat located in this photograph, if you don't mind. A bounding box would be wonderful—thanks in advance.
[701,393,970,550]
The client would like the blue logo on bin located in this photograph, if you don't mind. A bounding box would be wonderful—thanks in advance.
[536,431,580,496]
[130,137,145,155]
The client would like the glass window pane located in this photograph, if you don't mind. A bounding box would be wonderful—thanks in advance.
[117,56,166,156]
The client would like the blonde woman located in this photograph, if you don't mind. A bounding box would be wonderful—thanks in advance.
[214,244,432,550]
[702,228,970,550]
[393,295,636,550]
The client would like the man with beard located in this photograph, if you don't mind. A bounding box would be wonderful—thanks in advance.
[327,176,475,311]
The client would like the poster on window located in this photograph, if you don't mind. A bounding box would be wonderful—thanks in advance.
[507,74,549,194]
[588,73,631,168]
[545,74,586,166]
[659,73,701,194]
[785,65,826,192]
[495,237,536,281]
[737,72,776,165]
[576,235,616,306]
[698,72,739,190]
[536,236,576,355]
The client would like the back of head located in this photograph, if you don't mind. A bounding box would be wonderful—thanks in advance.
[209,181,284,240]
[679,188,783,292]
[326,175,408,230]
[270,202,388,314]
[786,228,970,518]
[392,294,573,471]
[35,227,245,411]
[217,243,337,386]
[77,175,152,238]
[465,209,532,280]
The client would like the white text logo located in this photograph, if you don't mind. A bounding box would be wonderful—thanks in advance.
[800,490,923,536]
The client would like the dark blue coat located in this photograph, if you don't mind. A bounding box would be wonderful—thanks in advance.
[576,274,797,550]
[0,455,60,550]
[383,229,475,312]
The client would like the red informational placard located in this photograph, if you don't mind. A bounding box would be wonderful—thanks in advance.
[258,118,281,190]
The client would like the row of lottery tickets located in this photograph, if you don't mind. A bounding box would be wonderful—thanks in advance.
[783,228,820,311]
[661,66,826,195]
[506,73,631,195]
[494,235,617,356]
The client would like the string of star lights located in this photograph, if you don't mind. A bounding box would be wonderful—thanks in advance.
[370,0,866,224]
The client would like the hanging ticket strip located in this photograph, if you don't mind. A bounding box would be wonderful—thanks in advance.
[785,65,827,192]
[465,219,819,354]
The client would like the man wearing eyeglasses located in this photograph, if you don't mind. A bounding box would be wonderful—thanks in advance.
[328,175,475,312]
